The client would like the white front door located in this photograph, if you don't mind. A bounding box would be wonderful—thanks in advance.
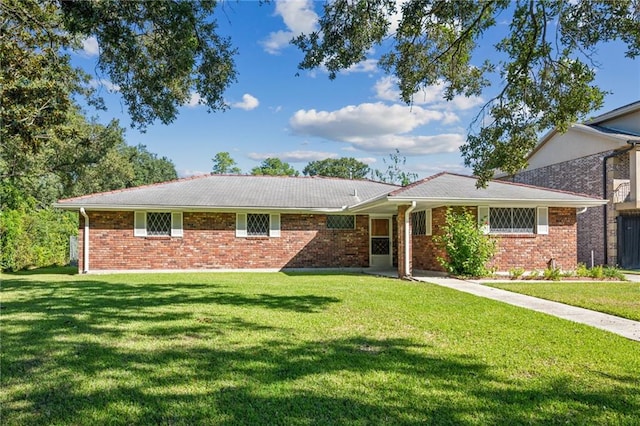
[370,217,392,269]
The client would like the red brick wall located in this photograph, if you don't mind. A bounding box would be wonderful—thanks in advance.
[504,151,626,265]
[79,212,369,271]
[412,207,578,272]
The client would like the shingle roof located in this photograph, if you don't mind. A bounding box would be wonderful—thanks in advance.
[55,174,399,210]
[386,173,605,205]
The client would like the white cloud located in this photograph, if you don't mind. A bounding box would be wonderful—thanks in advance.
[290,102,457,141]
[82,36,99,56]
[232,93,259,111]
[89,78,120,92]
[262,0,319,54]
[187,92,202,107]
[248,150,338,163]
[357,157,377,165]
[413,162,470,176]
[346,133,465,155]
[289,102,463,155]
[343,59,378,75]
[373,76,484,111]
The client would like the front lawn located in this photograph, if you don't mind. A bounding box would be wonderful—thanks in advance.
[2,271,639,425]
[485,281,640,321]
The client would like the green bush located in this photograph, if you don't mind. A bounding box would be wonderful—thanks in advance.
[434,208,496,277]
[575,263,590,277]
[1,207,77,271]
[509,267,525,280]
[603,266,627,280]
[543,267,562,281]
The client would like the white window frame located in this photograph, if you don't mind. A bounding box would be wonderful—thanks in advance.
[478,206,548,235]
[134,211,183,237]
[236,213,280,238]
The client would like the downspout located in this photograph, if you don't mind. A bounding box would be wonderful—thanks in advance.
[404,201,417,278]
[602,140,638,265]
[80,208,89,273]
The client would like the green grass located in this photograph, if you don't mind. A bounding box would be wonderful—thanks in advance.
[2,270,639,425]
[486,281,640,321]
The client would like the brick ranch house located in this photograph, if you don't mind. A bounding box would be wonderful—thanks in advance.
[55,172,605,277]
[501,101,640,268]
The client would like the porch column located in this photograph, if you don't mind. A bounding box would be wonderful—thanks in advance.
[397,205,412,278]
[630,148,639,204]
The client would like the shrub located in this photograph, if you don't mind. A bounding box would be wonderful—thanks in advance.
[543,267,562,281]
[575,263,590,277]
[590,265,604,279]
[509,267,525,280]
[434,208,496,277]
[603,266,627,281]
[1,207,77,271]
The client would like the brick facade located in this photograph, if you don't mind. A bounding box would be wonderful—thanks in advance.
[505,151,627,265]
[412,207,577,272]
[79,211,370,271]
[79,206,579,273]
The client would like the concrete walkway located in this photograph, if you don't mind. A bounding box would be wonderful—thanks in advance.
[412,275,640,342]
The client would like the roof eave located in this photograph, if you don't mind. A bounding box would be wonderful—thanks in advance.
[386,196,607,208]
[53,204,349,213]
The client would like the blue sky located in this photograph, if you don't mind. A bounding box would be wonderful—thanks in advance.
[73,0,640,179]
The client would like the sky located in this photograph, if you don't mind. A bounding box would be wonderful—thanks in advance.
[72,0,640,179]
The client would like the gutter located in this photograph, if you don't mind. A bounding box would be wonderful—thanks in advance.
[404,201,417,278]
[80,208,89,273]
[602,140,638,265]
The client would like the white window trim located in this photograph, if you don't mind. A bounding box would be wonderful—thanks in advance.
[236,213,281,238]
[134,211,183,238]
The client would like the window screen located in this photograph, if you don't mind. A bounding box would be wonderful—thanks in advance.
[327,215,355,229]
[147,212,172,236]
[412,211,426,235]
[490,208,535,233]
[247,214,270,236]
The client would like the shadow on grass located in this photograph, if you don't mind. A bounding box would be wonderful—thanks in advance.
[2,276,638,425]
[3,266,78,276]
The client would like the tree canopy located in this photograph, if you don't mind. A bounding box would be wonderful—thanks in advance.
[294,0,640,184]
[251,158,299,176]
[302,158,370,179]
[212,152,242,174]
[372,150,418,186]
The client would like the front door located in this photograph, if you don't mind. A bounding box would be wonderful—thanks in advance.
[370,217,392,269]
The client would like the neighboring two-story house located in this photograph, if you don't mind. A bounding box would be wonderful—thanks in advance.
[504,101,640,268]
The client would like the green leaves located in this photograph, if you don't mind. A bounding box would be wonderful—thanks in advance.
[251,158,299,176]
[60,0,237,129]
[212,152,242,175]
[294,0,639,186]
[434,208,496,277]
[302,157,370,179]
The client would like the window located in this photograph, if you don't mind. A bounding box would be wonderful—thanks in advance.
[147,212,171,236]
[247,213,270,236]
[411,209,432,236]
[327,215,355,229]
[236,213,280,238]
[489,208,535,234]
[134,212,183,237]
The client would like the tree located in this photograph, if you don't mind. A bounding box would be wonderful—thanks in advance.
[302,157,370,179]
[3,0,237,133]
[294,0,640,185]
[251,158,299,176]
[212,152,242,174]
[372,150,418,186]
